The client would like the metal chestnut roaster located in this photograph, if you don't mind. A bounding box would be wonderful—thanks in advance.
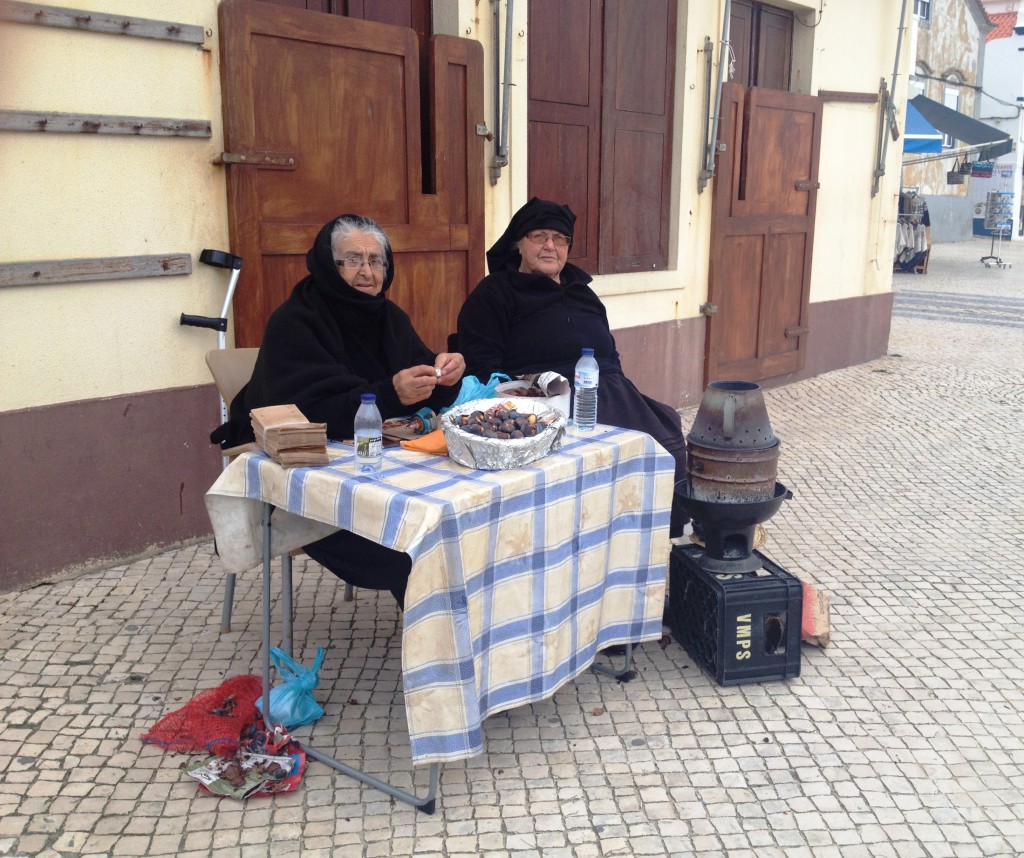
[669,381,802,685]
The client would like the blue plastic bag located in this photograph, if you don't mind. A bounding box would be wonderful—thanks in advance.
[445,373,510,411]
[255,647,326,729]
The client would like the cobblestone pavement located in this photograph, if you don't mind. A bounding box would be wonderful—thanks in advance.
[2,237,1022,858]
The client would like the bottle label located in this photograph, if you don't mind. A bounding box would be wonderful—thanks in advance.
[356,435,382,458]
[575,369,598,388]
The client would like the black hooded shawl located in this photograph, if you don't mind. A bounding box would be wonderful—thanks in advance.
[457,198,688,519]
[212,214,457,448]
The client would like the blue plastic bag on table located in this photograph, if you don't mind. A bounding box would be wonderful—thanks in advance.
[443,373,510,411]
[255,647,326,729]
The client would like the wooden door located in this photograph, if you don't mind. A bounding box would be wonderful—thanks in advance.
[706,84,822,382]
[218,0,484,351]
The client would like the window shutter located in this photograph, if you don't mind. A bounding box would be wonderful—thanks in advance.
[527,0,602,273]
[598,0,675,274]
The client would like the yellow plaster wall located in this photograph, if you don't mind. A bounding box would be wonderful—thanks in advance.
[0,0,228,411]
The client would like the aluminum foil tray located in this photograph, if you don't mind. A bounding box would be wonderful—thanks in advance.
[441,397,567,470]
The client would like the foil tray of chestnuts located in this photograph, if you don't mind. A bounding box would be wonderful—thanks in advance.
[441,397,567,470]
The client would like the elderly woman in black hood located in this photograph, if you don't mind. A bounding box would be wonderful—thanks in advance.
[456,197,689,537]
[213,213,465,607]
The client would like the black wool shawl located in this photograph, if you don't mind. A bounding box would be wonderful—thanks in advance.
[212,214,456,448]
[457,262,622,383]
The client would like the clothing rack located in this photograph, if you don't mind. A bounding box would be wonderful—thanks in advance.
[895,191,930,274]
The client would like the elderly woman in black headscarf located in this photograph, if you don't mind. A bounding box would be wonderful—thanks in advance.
[456,197,689,536]
[212,213,465,607]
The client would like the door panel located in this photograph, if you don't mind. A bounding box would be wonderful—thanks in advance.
[218,0,483,352]
[715,233,764,366]
[738,92,818,218]
[706,84,822,382]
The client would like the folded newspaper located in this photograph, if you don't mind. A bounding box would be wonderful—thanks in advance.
[249,404,329,468]
[187,751,298,799]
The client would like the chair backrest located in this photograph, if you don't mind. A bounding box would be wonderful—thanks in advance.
[205,348,259,407]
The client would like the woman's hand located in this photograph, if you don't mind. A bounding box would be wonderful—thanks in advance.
[433,352,465,387]
[393,365,441,406]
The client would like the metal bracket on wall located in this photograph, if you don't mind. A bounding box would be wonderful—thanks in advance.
[214,152,298,170]
[490,0,514,184]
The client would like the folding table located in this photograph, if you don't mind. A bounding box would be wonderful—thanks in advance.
[206,426,673,812]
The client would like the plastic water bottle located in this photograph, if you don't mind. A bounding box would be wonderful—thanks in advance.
[354,393,383,472]
[573,348,599,431]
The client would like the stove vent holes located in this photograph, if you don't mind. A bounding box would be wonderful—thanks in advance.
[694,422,775,446]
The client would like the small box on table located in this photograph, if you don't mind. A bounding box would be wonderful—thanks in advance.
[667,544,802,686]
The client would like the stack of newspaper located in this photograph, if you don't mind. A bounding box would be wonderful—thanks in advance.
[250,404,329,468]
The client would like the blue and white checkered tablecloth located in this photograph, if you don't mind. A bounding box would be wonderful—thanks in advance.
[206,425,673,765]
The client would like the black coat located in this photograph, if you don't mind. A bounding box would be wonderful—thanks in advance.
[212,215,457,448]
[456,264,685,456]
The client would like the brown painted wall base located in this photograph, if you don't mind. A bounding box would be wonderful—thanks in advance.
[762,292,895,390]
[0,385,223,593]
[614,317,708,409]
[613,291,893,407]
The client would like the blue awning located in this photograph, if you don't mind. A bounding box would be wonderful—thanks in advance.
[909,95,1013,158]
[903,101,943,154]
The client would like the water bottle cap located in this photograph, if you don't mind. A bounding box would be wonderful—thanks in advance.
[361,393,376,402]
[581,348,594,357]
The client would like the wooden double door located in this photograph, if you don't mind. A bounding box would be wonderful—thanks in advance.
[706,83,823,382]
[217,0,484,352]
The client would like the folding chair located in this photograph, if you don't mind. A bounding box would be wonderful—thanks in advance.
[205,348,354,633]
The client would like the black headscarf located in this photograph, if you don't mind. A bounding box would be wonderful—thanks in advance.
[485,197,577,273]
[307,213,395,319]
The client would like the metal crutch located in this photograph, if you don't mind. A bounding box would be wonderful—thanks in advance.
[181,249,244,632]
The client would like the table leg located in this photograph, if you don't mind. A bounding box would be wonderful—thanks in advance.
[281,553,293,657]
[220,572,236,634]
[592,643,635,682]
[261,503,273,726]
[259,502,441,814]
[304,748,439,815]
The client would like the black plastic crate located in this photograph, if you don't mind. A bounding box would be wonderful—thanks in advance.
[667,544,802,686]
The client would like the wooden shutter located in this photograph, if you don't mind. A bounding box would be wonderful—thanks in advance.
[527,0,602,273]
[729,1,754,89]
[756,6,792,92]
[729,1,793,91]
[598,0,675,273]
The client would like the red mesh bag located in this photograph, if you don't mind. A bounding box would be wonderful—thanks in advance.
[142,675,263,756]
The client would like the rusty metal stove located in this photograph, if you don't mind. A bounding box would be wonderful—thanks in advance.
[677,381,792,573]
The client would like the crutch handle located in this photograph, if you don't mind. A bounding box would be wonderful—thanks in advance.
[199,249,243,270]
[180,313,228,332]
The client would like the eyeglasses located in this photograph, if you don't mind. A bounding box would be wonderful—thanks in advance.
[334,255,387,271]
[523,230,571,248]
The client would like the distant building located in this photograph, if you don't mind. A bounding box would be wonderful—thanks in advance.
[901,0,999,241]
